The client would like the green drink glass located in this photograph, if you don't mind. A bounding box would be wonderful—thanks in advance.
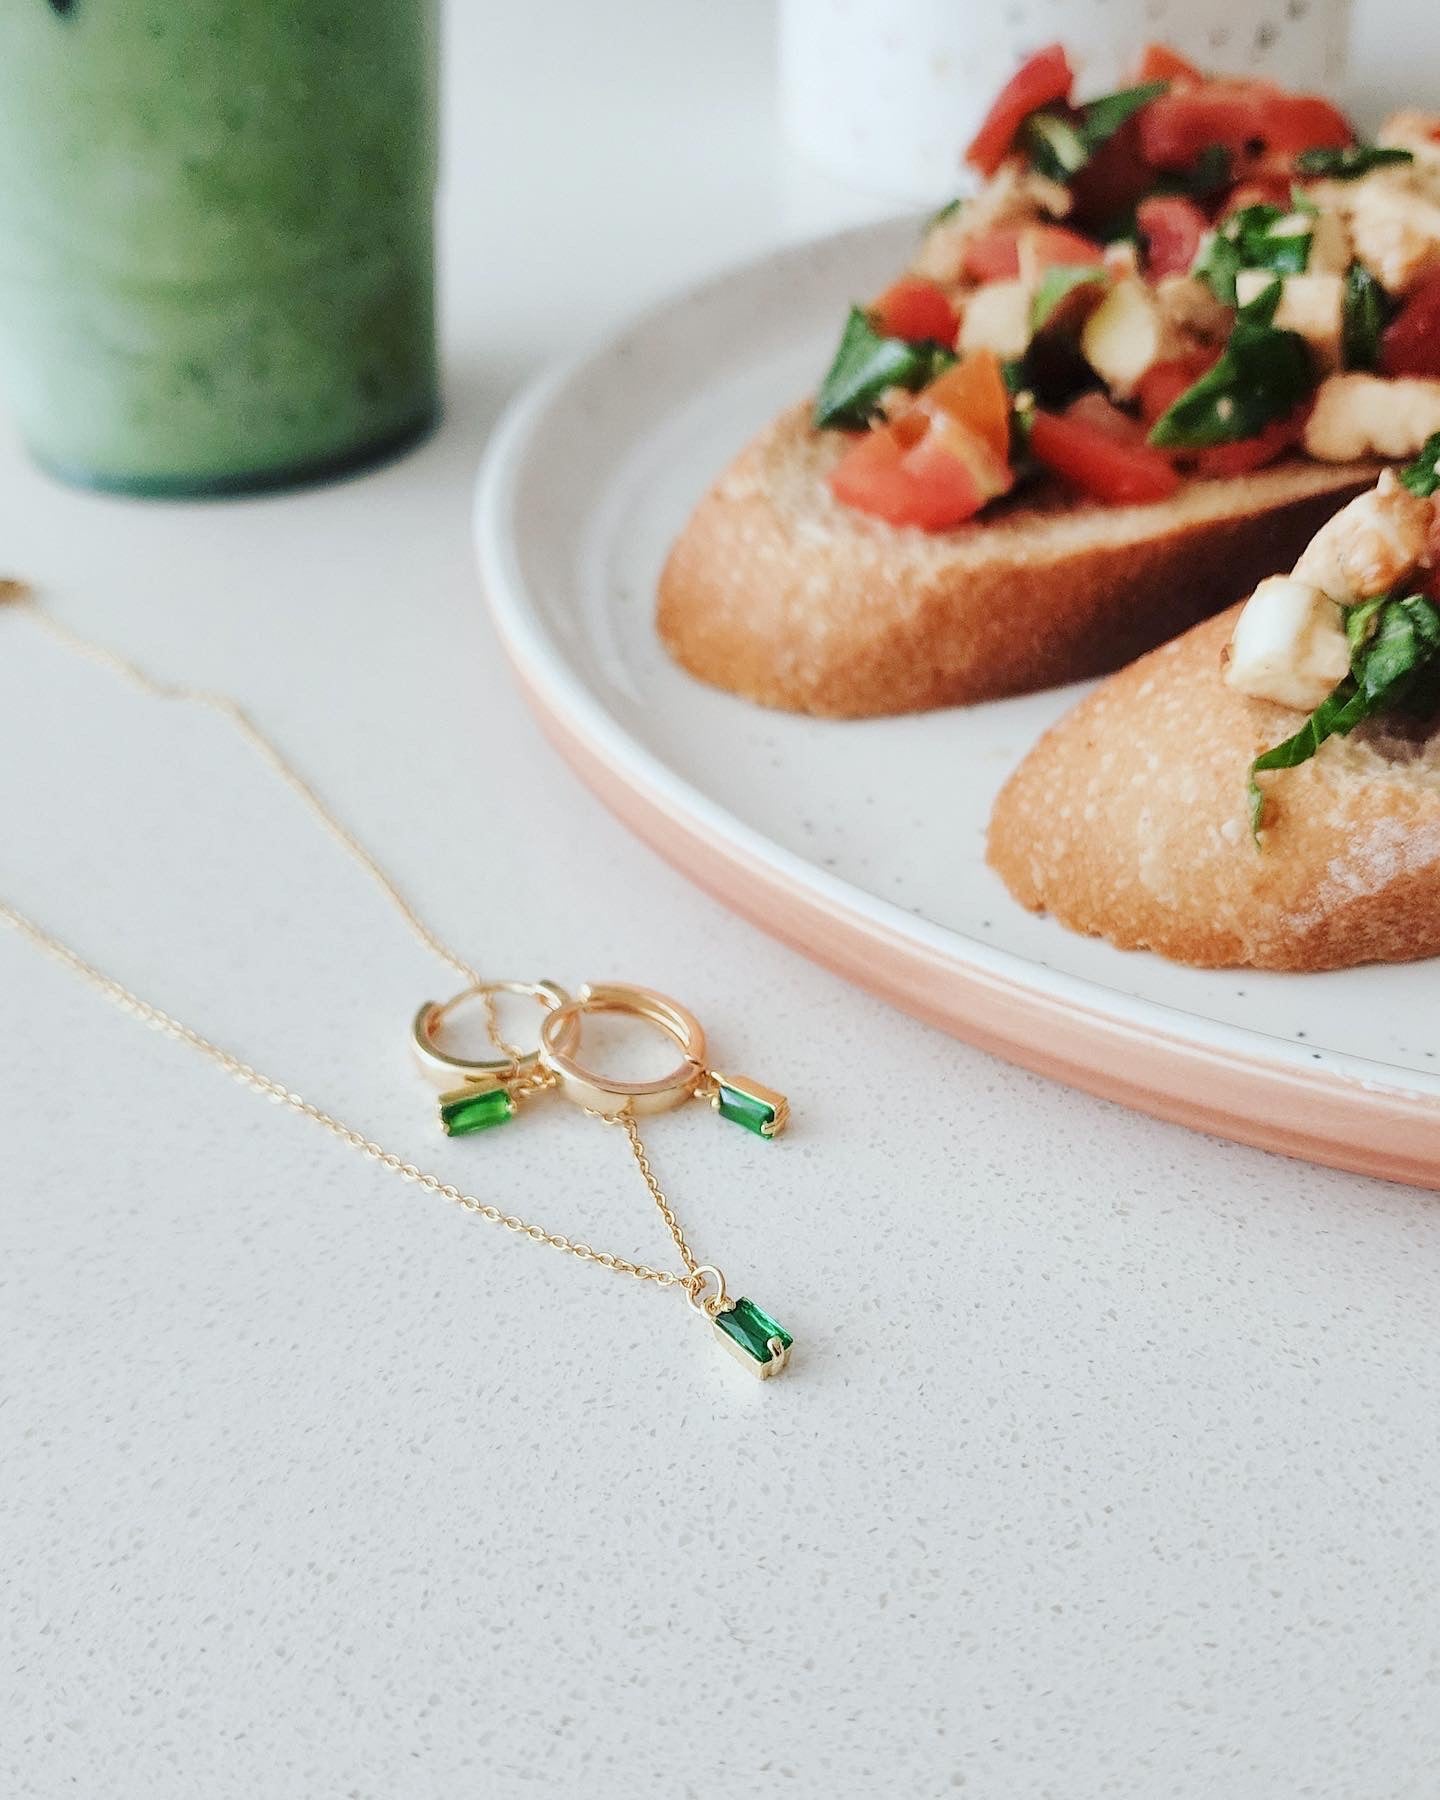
[0,0,438,496]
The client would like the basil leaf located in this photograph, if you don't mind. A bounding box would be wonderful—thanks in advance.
[1192,230,1245,307]
[1196,203,1313,304]
[1248,594,1440,836]
[926,197,963,231]
[1341,261,1390,371]
[1344,594,1388,653]
[1023,111,1089,184]
[1236,276,1284,329]
[1150,285,1314,447]
[1030,264,1109,331]
[813,308,955,430]
[1022,82,1169,186]
[1400,432,1440,498]
[1295,143,1415,180]
[1172,144,1234,201]
[1079,80,1169,147]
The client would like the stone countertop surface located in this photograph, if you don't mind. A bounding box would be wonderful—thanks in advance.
[4,3,1439,1795]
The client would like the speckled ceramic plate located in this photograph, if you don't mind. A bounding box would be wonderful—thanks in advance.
[475,216,1440,1189]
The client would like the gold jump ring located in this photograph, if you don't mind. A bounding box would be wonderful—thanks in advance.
[411,979,575,1091]
[539,982,708,1117]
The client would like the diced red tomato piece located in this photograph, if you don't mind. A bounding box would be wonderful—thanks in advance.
[1192,407,1309,476]
[1137,351,1220,429]
[1067,118,1157,234]
[870,276,958,345]
[1029,403,1182,503]
[965,43,1074,177]
[1380,272,1440,378]
[829,410,1012,530]
[1063,393,1149,444]
[962,223,1104,283]
[1135,42,1205,85]
[1139,81,1353,172]
[915,350,1013,462]
[1136,195,1207,278]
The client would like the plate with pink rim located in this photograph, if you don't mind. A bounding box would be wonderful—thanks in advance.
[475,215,1440,1190]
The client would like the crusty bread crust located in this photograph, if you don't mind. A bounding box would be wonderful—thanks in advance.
[987,607,1440,970]
[657,403,1376,718]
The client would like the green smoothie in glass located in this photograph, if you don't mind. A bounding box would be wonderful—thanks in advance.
[0,0,438,495]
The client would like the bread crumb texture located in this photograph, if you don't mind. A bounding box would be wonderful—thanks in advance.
[987,609,1440,970]
[657,405,1375,717]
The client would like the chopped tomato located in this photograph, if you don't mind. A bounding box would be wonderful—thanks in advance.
[1139,81,1353,172]
[829,411,1012,530]
[965,43,1074,176]
[1067,118,1157,233]
[1063,392,1150,444]
[1030,403,1182,503]
[1380,272,1440,378]
[1192,408,1307,476]
[1137,351,1220,429]
[961,222,1104,283]
[1135,43,1204,85]
[870,276,958,345]
[915,350,1012,462]
[1136,194,1207,277]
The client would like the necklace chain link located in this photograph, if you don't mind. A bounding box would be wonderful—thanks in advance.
[0,583,700,1296]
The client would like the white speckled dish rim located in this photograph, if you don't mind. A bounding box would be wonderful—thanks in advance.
[475,216,1440,1190]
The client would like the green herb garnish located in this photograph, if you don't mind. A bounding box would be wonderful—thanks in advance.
[1079,81,1170,145]
[1029,264,1109,332]
[1341,261,1390,371]
[925,197,964,231]
[1023,81,1170,185]
[1194,203,1314,305]
[1248,594,1440,837]
[1150,279,1314,448]
[1173,144,1234,202]
[1295,143,1415,180]
[1023,112,1090,183]
[1400,432,1440,498]
[813,307,955,430]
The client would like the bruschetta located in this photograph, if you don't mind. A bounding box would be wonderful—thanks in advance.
[987,451,1440,969]
[659,44,1440,718]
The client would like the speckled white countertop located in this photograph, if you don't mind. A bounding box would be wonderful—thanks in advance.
[5,4,1440,1796]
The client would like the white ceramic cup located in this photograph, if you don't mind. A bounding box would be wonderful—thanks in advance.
[779,0,1355,199]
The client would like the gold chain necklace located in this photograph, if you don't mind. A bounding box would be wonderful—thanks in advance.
[0,582,793,1378]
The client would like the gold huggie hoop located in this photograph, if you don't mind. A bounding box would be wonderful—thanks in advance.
[411,979,576,1091]
[539,983,708,1117]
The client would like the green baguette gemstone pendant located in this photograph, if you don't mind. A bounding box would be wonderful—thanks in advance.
[712,1296,793,1377]
[439,1085,516,1137]
[711,1072,789,1138]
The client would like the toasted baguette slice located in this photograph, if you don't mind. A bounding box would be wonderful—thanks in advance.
[987,606,1440,970]
[657,403,1376,718]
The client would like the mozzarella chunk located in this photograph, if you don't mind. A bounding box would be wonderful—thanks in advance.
[1305,205,1353,275]
[1224,576,1351,710]
[957,279,1032,359]
[1080,277,1177,398]
[1304,373,1440,462]
[911,162,1071,284]
[1235,270,1345,371]
[1345,180,1440,295]
[1155,274,1232,343]
[1291,469,1434,604]
[1377,110,1440,183]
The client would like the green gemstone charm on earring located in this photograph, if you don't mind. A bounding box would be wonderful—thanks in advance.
[439,1085,516,1136]
[710,1073,789,1138]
